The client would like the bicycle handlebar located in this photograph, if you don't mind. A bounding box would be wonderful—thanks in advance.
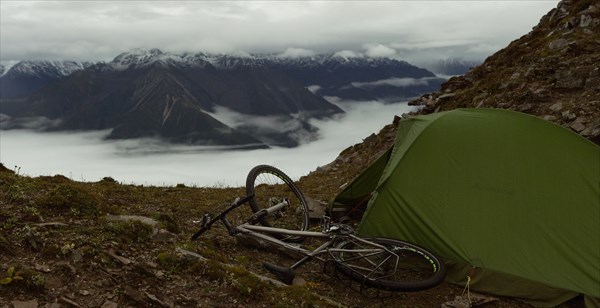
[191,194,255,240]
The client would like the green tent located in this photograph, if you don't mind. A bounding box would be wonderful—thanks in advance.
[332,108,600,306]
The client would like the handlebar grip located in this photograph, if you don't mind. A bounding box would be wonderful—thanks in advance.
[191,226,209,240]
[236,194,255,206]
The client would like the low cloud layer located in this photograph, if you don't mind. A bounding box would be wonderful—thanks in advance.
[350,77,438,89]
[0,101,416,187]
[0,1,558,64]
[364,44,397,58]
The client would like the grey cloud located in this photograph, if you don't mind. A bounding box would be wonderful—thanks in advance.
[350,77,437,89]
[0,1,559,63]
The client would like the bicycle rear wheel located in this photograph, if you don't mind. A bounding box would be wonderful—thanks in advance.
[245,165,309,242]
[330,237,446,291]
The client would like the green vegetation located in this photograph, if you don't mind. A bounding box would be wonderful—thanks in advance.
[0,266,44,291]
[0,266,23,285]
[39,184,101,217]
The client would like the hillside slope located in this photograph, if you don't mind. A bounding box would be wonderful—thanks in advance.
[1,1,597,307]
[302,0,600,196]
[412,0,599,143]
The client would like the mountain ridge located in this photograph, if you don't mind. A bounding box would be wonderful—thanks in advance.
[0,54,344,148]
[1,50,445,101]
[1,50,444,147]
[0,61,95,99]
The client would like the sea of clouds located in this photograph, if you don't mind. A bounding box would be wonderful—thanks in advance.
[0,100,416,187]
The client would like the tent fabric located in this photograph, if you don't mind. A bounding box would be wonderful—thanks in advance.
[332,108,600,306]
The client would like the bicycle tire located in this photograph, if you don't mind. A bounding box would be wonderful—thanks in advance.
[245,165,309,243]
[330,237,446,291]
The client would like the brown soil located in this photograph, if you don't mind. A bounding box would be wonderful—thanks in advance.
[0,165,558,308]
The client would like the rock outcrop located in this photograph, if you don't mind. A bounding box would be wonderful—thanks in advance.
[410,0,600,144]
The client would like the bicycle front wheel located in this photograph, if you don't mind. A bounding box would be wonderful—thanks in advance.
[330,237,446,291]
[245,165,309,242]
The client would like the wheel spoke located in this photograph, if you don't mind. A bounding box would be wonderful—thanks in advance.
[246,165,309,242]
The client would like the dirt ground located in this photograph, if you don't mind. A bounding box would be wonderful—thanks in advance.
[0,165,584,307]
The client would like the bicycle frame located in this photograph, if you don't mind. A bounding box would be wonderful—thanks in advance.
[193,195,399,272]
[192,167,447,292]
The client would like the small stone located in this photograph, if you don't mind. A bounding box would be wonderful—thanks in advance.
[108,249,132,265]
[105,214,158,226]
[542,115,557,122]
[79,290,90,296]
[59,297,82,308]
[549,103,563,112]
[580,14,593,27]
[124,285,152,306]
[292,277,306,286]
[11,300,38,308]
[562,110,577,121]
[100,301,118,308]
[570,119,587,132]
[34,263,51,273]
[305,196,326,219]
[71,250,83,263]
[549,38,569,49]
[438,93,456,99]
[150,229,178,243]
[518,103,534,112]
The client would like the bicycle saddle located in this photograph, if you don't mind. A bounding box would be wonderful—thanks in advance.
[263,262,295,285]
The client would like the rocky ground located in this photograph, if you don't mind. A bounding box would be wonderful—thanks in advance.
[2,1,598,307]
[1,164,540,308]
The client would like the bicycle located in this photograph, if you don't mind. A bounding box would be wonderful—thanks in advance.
[191,165,446,292]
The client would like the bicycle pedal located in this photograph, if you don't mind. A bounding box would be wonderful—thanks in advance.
[263,262,295,285]
[200,213,212,227]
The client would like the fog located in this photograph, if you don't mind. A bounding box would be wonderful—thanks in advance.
[0,101,416,187]
[351,77,440,89]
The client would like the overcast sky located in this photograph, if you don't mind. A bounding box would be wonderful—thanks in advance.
[1,1,559,65]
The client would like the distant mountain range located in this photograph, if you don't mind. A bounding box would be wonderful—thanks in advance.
[0,49,447,147]
[0,61,95,99]
[421,59,481,76]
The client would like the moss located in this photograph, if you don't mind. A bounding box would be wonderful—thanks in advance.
[0,234,15,255]
[38,184,100,217]
[104,220,153,243]
[155,212,180,234]
[156,251,193,270]
[572,0,597,15]
[189,260,229,282]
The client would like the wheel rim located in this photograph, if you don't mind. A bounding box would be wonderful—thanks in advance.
[331,238,445,291]
[248,167,308,241]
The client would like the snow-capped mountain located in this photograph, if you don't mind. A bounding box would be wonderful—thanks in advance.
[5,60,94,78]
[103,49,445,101]
[0,60,95,99]
[2,49,445,102]
[1,50,344,148]
[1,48,446,147]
